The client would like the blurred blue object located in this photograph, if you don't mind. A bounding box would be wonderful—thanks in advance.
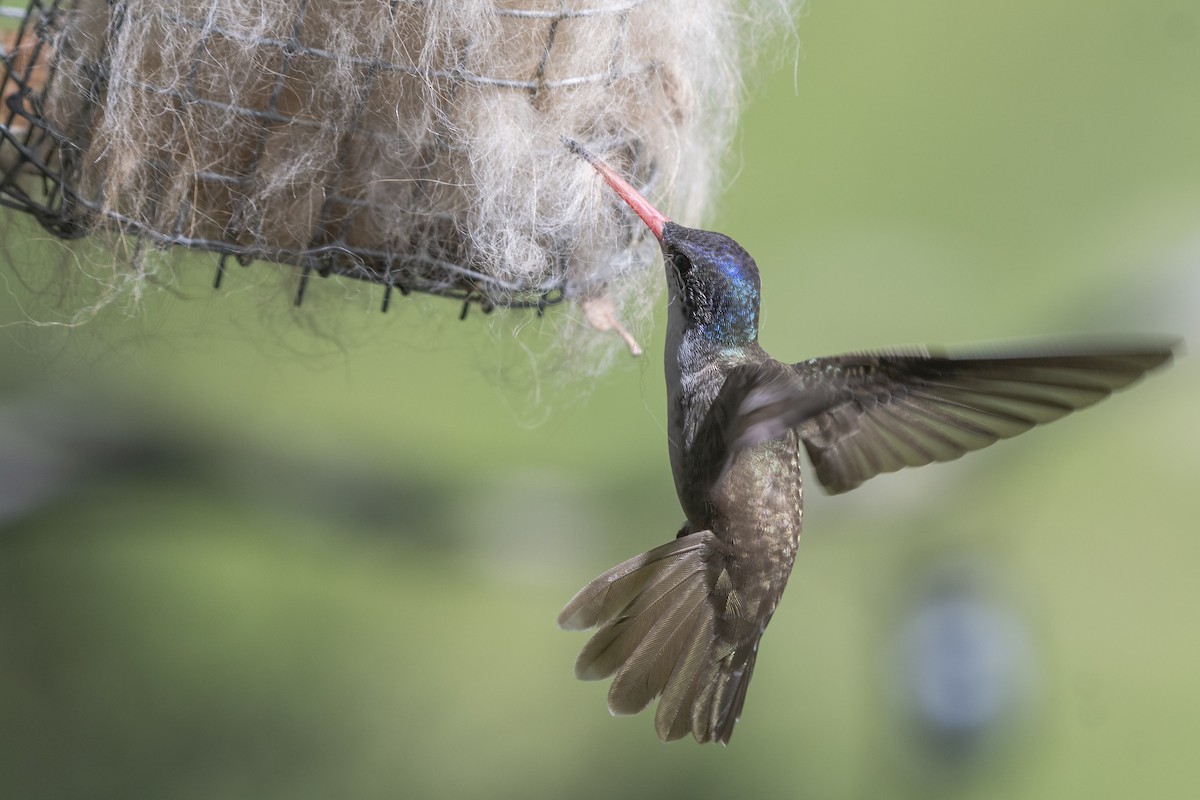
[891,556,1037,766]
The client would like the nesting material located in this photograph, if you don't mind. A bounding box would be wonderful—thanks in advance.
[1,0,788,352]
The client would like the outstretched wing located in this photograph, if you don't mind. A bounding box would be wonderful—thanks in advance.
[691,341,1175,496]
[791,343,1174,494]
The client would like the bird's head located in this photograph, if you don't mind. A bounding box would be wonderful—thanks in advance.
[571,142,761,346]
[659,224,761,345]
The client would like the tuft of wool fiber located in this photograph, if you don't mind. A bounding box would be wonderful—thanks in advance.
[1,0,793,359]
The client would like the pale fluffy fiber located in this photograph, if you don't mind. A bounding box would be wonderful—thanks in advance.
[5,0,794,358]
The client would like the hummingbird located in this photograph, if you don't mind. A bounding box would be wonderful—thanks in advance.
[558,140,1175,745]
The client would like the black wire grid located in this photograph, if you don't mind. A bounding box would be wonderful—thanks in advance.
[0,0,651,314]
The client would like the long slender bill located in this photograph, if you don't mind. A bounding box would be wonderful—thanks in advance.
[566,139,669,240]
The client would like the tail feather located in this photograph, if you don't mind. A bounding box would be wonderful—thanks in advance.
[607,580,708,714]
[557,534,712,631]
[697,646,759,744]
[652,620,760,743]
[715,649,758,743]
[655,608,716,741]
[574,566,703,681]
[561,530,760,744]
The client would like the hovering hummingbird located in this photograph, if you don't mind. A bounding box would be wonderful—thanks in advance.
[558,140,1175,745]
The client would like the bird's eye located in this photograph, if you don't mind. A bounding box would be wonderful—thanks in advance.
[669,252,692,276]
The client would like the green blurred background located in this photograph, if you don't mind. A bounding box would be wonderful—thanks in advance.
[2,1,1198,798]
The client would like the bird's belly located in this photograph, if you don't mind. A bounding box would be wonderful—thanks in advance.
[705,430,804,629]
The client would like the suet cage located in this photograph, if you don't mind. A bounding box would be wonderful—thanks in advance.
[0,0,780,344]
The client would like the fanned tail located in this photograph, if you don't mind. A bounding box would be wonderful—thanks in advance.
[559,531,759,744]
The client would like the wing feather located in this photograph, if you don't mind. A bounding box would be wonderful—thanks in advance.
[794,344,1174,493]
[688,342,1173,496]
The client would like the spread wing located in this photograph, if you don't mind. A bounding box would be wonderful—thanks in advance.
[695,341,1175,496]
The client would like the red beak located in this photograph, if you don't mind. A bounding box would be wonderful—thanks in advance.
[567,140,668,241]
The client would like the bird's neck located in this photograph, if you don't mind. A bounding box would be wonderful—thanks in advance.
[665,310,758,453]
[665,300,756,379]
[664,316,762,524]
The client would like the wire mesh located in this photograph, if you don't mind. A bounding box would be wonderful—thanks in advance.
[0,0,688,314]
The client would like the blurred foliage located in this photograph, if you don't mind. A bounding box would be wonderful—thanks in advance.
[2,1,1199,798]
